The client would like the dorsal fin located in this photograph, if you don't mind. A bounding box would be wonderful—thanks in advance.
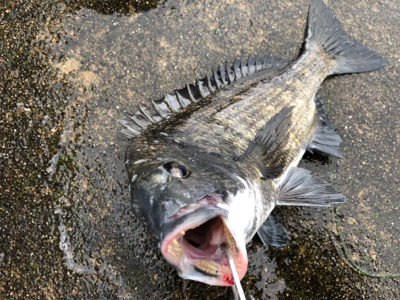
[120,55,290,138]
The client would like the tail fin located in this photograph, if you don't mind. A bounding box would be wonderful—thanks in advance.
[306,0,386,75]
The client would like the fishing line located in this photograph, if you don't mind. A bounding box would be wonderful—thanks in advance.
[329,159,400,278]
[326,82,400,278]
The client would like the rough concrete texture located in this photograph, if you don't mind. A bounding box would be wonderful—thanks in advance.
[1,0,399,299]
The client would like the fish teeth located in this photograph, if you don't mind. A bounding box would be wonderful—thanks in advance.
[223,224,236,250]
[173,248,183,260]
[168,242,183,260]
[194,260,222,275]
[167,235,183,261]
[223,223,241,272]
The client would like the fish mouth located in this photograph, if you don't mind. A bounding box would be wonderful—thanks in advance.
[160,196,248,286]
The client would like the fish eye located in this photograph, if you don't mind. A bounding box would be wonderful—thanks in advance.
[164,162,190,179]
[176,165,189,178]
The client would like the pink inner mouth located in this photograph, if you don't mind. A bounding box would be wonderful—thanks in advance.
[182,217,225,259]
[160,200,248,286]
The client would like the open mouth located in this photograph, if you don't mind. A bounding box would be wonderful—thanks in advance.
[161,209,248,286]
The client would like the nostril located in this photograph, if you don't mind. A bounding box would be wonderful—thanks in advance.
[163,162,173,171]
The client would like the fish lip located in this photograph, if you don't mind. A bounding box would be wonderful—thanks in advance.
[160,202,248,286]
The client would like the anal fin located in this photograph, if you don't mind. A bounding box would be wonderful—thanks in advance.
[257,210,289,247]
[308,94,343,158]
[277,167,346,207]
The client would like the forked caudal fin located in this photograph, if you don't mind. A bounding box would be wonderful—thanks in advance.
[307,0,386,75]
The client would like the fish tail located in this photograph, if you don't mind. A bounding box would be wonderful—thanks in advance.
[306,0,386,75]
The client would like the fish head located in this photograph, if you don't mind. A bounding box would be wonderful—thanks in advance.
[127,143,259,286]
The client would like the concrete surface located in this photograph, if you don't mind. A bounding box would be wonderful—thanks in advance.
[1,0,399,299]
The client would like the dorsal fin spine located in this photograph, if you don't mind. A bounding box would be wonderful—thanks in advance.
[197,80,208,98]
[213,69,222,89]
[263,56,271,69]
[119,119,140,137]
[234,58,242,79]
[207,75,216,92]
[219,65,228,85]
[151,100,168,118]
[127,113,147,129]
[255,56,263,71]
[139,105,155,124]
[248,55,256,75]
[241,57,248,77]
[164,93,180,113]
[227,67,235,83]
[186,83,197,103]
[175,91,187,108]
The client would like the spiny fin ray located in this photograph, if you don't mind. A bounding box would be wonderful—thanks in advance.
[164,93,181,113]
[120,55,290,139]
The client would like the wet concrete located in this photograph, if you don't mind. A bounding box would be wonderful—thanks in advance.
[1,0,399,299]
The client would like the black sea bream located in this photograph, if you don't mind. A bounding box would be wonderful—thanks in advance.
[121,0,386,286]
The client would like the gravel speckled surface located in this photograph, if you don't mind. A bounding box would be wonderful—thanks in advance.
[1,0,399,299]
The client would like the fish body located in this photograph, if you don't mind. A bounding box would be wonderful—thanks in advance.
[123,0,386,286]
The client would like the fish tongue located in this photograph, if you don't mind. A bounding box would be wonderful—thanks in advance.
[209,221,225,246]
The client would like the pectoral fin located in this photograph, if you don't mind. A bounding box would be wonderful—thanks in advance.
[277,167,346,206]
[240,106,294,179]
[257,210,289,247]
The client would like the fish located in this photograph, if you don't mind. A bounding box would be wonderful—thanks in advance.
[122,0,386,286]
